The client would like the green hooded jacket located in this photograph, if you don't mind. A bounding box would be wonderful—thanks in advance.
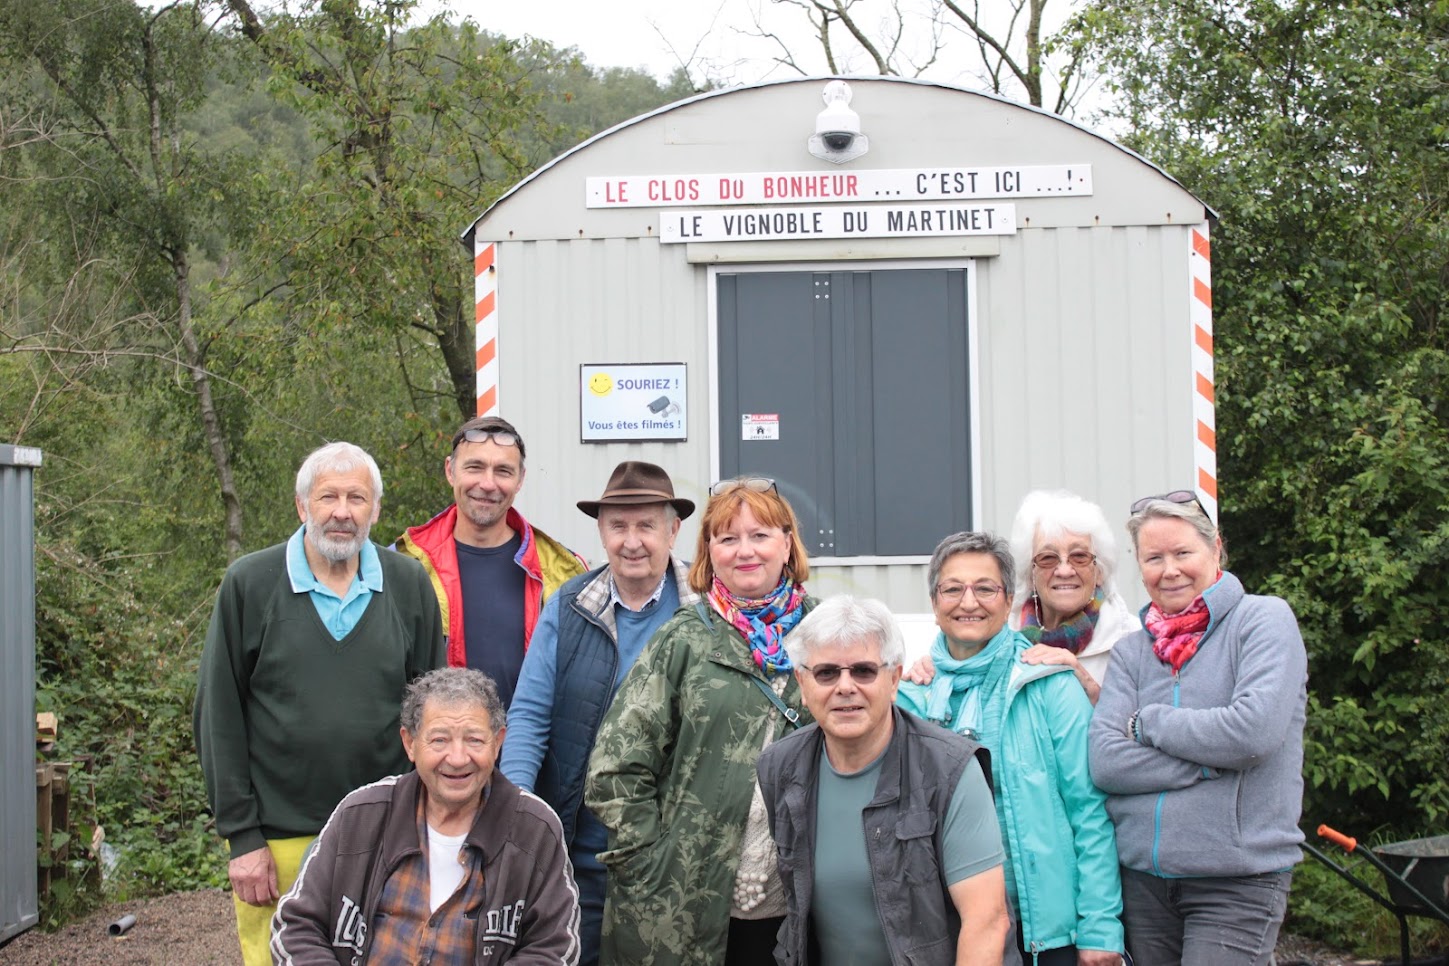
[585,599,816,966]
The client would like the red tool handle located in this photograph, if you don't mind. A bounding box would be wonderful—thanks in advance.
[1317,825,1358,852]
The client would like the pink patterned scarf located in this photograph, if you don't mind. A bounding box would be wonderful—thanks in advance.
[708,575,807,674]
[1145,590,1215,672]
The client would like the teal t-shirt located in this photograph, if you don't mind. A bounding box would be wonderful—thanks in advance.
[810,745,1003,965]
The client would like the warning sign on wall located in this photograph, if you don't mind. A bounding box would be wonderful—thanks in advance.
[742,414,780,441]
[580,363,687,442]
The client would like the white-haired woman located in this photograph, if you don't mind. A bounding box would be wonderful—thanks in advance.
[1010,489,1141,704]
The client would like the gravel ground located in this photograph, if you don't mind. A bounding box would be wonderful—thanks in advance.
[0,888,1384,965]
[0,891,239,966]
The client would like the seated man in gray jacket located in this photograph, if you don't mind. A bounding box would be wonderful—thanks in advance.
[757,595,1018,966]
[270,668,580,965]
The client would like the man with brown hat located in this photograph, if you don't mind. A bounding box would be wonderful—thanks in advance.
[500,460,697,966]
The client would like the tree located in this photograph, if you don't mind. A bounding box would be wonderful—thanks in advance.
[0,0,273,560]
[1077,0,1449,832]
[223,0,570,423]
[758,0,1089,113]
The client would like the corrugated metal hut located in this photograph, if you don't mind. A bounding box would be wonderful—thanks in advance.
[459,77,1215,613]
[1,444,42,943]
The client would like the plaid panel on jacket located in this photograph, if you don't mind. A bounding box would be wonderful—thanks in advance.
[366,799,485,965]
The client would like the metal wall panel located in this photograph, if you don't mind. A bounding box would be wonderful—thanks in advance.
[469,79,1206,616]
[487,222,1192,616]
[0,444,41,943]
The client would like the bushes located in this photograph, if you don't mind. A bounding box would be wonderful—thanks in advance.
[1290,844,1449,959]
[34,540,227,923]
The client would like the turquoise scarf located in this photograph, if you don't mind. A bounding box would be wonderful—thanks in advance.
[921,625,1014,738]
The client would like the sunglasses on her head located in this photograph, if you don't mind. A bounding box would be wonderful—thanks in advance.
[800,661,891,686]
[709,477,777,497]
[1130,489,1206,517]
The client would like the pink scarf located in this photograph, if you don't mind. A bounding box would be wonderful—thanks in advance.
[1145,587,1216,672]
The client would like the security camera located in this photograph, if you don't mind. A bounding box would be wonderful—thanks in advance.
[808,80,869,164]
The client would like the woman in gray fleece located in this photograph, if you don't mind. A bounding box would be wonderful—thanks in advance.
[1089,493,1307,966]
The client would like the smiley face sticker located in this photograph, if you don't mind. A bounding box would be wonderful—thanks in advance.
[588,372,613,396]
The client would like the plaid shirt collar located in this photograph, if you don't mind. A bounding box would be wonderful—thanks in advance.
[366,788,487,965]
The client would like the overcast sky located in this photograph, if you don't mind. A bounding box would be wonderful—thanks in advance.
[434,0,1051,90]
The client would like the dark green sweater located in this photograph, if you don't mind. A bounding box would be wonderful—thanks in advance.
[193,542,445,857]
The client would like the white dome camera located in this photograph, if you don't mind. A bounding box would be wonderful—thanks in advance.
[808,80,869,164]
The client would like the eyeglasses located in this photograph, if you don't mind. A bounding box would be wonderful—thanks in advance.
[710,477,777,497]
[1130,490,1206,517]
[934,582,1005,604]
[457,428,519,448]
[1032,550,1097,571]
[800,662,891,686]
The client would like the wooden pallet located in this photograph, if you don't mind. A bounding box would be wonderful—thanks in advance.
[35,759,101,898]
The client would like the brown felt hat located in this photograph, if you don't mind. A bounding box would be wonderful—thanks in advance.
[577,461,695,520]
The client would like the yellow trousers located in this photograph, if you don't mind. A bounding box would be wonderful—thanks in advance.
[230,836,314,966]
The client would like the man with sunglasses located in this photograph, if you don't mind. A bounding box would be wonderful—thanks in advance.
[396,416,585,707]
[757,595,1017,966]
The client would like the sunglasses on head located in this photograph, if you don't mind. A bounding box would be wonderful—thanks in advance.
[1130,489,1206,517]
[709,477,777,497]
[457,428,519,449]
[800,661,890,686]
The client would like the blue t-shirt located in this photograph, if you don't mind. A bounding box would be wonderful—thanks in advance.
[457,532,526,707]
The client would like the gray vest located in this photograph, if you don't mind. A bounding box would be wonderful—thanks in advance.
[757,708,1009,966]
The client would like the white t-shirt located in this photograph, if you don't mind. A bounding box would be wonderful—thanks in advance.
[426,825,469,913]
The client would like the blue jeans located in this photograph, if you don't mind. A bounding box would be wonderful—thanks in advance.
[1120,866,1291,966]
[571,811,609,966]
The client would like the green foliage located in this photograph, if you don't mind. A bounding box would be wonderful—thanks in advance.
[34,537,227,913]
[1077,0,1449,948]
[2,2,700,929]
[1289,851,1449,958]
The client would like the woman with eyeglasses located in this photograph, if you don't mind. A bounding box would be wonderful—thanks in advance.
[586,477,815,966]
[898,532,1124,966]
[1089,493,1306,966]
[1009,490,1141,704]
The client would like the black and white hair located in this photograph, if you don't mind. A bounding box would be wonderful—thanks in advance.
[783,595,905,668]
[927,531,1015,601]
[294,442,383,504]
[400,668,506,734]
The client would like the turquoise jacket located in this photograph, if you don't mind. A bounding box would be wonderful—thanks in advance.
[898,628,1123,959]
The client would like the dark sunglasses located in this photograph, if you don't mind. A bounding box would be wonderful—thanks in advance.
[1130,489,1206,517]
[457,428,519,449]
[709,476,776,497]
[801,661,891,686]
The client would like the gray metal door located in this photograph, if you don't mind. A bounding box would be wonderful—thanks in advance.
[717,269,972,557]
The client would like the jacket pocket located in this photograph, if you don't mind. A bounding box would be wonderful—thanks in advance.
[1160,771,1244,870]
[895,809,941,887]
[903,936,953,964]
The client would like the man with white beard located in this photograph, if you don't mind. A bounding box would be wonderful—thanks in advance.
[193,441,444,966]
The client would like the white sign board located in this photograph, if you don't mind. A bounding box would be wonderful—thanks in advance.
[742,414,780,441]
[587,165,1090,208]
[660,203,1016,244]
[580,363,687,442]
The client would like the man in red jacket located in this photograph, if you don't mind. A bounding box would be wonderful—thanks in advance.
[396,416,584,707]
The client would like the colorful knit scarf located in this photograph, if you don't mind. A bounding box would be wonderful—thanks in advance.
[1144,579,1220,672]
[708,574,807,674]
[1019,585,1105,655]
